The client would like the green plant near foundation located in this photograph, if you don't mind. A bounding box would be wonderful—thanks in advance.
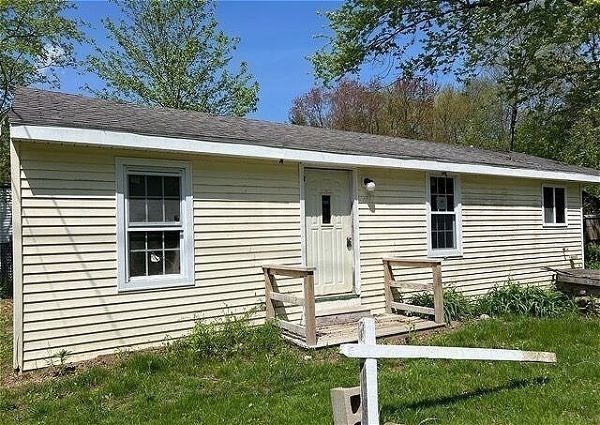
[178,310,283,359]
[476,283,577,318]
[410,286,474,323]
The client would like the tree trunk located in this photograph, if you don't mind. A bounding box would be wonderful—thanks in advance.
[509,102,518,151]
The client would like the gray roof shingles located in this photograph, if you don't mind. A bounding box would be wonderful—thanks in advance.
[9,87,599,178]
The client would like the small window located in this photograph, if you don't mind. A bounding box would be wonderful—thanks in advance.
[117,159,193,291]
[428,175,462,257]
[322,195,331,224]
[543,185,566,226]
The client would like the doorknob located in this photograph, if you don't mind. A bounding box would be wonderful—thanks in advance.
[346,236,352,249]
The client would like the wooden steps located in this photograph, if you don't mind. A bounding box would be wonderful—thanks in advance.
[284,313,444,349]
[315,304,372,327]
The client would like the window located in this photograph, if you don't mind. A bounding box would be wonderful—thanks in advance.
[322,194,331,224]
[116,159,193,290]
[542,185,567,226]
[427,175,462,257]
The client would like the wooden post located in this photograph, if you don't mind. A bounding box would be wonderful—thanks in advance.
[432,263,444,324]
[303,272,317,347]
[358,318,379,425]
[263,268,275,320]
[382,260,393,314]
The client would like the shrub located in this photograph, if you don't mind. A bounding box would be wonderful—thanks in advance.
[585,243,600,269]
[409,282,577,322]
[180,311,283,359]
[410,287,474,323]
[477,282,577,318]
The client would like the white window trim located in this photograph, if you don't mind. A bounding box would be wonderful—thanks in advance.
[116,157,194,291]
[542,184,568,228]
[426,173,463,258]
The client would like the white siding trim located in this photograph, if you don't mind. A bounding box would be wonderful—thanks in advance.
[10,139,24,372]
[11,125,600,184]
[352,169,362,295]
[115,157,194,291]
[426,173,463,258]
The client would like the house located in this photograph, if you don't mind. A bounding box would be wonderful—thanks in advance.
[8,87,599,372]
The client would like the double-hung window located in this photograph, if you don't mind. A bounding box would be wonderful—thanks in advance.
[542,185,567,226]
[427,174,462,257]
[116,159,194,290]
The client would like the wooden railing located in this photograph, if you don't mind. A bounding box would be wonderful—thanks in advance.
[262,264,317,346]
[382,257,444,324]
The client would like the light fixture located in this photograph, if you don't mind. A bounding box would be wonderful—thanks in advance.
[363,177,376,192]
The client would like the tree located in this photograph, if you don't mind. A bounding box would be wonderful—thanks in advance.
[290,77,510,148]
[290,77,436,140]
[0,0,83,183]
[312,0,600,149]
[87,0,259,117]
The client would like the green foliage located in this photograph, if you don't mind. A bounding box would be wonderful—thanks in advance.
[516,96,600,172]
[585,243,600,269]
[410,287,474,323]
[0,0,83,115]
[178,312,283,359]
[312,1,598,103]
[312,0,600,152]
[477,283,577,318]
[87,0,259,117]
[0,118,9,184]
[0,0,83,182]
[410,282,577,321]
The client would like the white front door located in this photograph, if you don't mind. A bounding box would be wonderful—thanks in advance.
[304,169,354,295]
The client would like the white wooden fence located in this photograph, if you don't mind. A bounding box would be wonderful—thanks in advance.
[338,318,557,425]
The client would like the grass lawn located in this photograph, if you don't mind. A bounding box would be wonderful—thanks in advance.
[0,312,599,424]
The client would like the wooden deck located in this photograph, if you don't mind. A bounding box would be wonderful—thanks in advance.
[262,258,446,349]
[555,268,600,296]
[282,314,444,349]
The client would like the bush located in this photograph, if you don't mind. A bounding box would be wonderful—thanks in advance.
[585,243,600,269]
[410,286,474,323]
[409,282,577,322]
[477,282,577,318]
[179,311,283,359]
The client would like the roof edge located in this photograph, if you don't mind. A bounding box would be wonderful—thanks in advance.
[11,124,600,184]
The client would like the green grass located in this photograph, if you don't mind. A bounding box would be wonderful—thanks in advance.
[0,300,11,381]
[1,314,599,424]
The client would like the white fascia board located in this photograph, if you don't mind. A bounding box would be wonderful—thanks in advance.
[11,124,600,183]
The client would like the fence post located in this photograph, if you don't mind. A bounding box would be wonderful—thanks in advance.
[262,268,275,320]
[432,263,444,324]
[304,272,317,347]
[358,318,379,425]
[382,260,393,314]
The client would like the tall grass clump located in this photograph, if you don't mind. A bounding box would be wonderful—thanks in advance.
[410,287,474,323]
[179,311,283,359]
[477,282,577,318]
[585,243,600,269]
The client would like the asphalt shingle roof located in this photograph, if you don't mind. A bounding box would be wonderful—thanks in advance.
[9,87,599,178]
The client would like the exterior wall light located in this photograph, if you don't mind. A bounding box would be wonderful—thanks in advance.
[363,178,376,192]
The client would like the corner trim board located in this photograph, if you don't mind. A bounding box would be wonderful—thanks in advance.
[10,138,24,372]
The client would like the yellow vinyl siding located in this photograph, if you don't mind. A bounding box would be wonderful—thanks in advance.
[15,140,585,371]
[17,142,302,370]
[358,170,582,313]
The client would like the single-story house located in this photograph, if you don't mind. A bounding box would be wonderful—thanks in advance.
[9,87,600,372]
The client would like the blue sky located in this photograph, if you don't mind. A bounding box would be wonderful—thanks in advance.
[57,0,343,123]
